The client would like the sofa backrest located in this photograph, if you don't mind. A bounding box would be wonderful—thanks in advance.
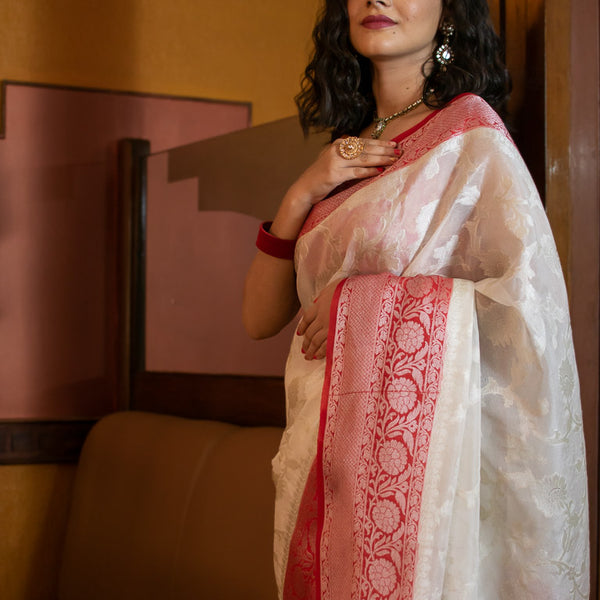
[59,411,283,600]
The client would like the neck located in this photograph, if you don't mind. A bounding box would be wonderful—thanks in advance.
[371,60,427,118]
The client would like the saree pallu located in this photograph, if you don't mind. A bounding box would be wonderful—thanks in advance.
[272,94,590,599]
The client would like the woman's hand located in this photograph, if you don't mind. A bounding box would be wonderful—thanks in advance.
[243,137,396,341]
[289,137,400,209]
[296,279,344,360]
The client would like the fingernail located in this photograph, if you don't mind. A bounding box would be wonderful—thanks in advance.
[301,348,305,354]
[394,149,403,156]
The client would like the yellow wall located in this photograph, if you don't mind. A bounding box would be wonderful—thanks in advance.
[0,0,321,125]
[0,1,321,598]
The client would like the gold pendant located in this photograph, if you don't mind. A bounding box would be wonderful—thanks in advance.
[372,120,386,139]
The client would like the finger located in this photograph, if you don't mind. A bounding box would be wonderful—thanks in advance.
[351,166,390,179]
[296,317,307,337]
[312,338,328,360]
[358,155,400,169]
[361,147,403,162]
[303,328,328,359]
[363,139,399,155]
[335,137,397,149]
[306,338,327,361]
[360,140,402,161]
[334,142,400,169]
[296,304,317,336]
[301,321,322,352]
[335,136,387,162]
[335,137,397,156]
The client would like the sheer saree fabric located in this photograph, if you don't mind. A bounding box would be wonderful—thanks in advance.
[271,94,589,599]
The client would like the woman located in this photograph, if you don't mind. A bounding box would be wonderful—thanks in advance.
[243,0,589,598]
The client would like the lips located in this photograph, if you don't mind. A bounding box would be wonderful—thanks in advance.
[361,15,397,29]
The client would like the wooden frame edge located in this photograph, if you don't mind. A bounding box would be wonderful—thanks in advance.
[132,372,286,428]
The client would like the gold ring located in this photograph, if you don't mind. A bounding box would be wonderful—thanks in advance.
[338,136,365,160]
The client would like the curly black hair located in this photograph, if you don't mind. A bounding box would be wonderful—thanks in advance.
[296,0,511,140]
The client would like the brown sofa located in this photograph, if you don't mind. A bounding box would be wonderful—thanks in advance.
[58,410,283,600]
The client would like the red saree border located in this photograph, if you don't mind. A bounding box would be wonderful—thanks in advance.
[283,275,453,600]
[299,94,509,238]
[281,459,320,599]
[316,277,347,599]
[281,280,346,600]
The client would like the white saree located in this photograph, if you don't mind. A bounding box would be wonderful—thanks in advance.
[271,94,589,599]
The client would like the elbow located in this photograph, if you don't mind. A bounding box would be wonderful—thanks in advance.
[244,322,269,340]
[242,310,276,341]
[242,294,298,340]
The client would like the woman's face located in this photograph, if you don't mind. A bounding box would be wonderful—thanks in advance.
[347,0,443,67]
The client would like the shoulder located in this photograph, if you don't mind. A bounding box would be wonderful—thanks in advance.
[394,94,515,169]
[435,93,512,142]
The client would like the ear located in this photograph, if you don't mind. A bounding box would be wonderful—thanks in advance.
[439,0,451,26]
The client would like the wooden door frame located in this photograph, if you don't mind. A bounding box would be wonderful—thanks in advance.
[546,0,600,596]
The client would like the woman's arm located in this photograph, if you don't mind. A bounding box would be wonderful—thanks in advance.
[242,187,311,340]
[242,138,400,339]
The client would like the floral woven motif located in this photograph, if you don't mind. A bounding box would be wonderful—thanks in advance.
[317,274,452,599]
[282,461,320,599]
